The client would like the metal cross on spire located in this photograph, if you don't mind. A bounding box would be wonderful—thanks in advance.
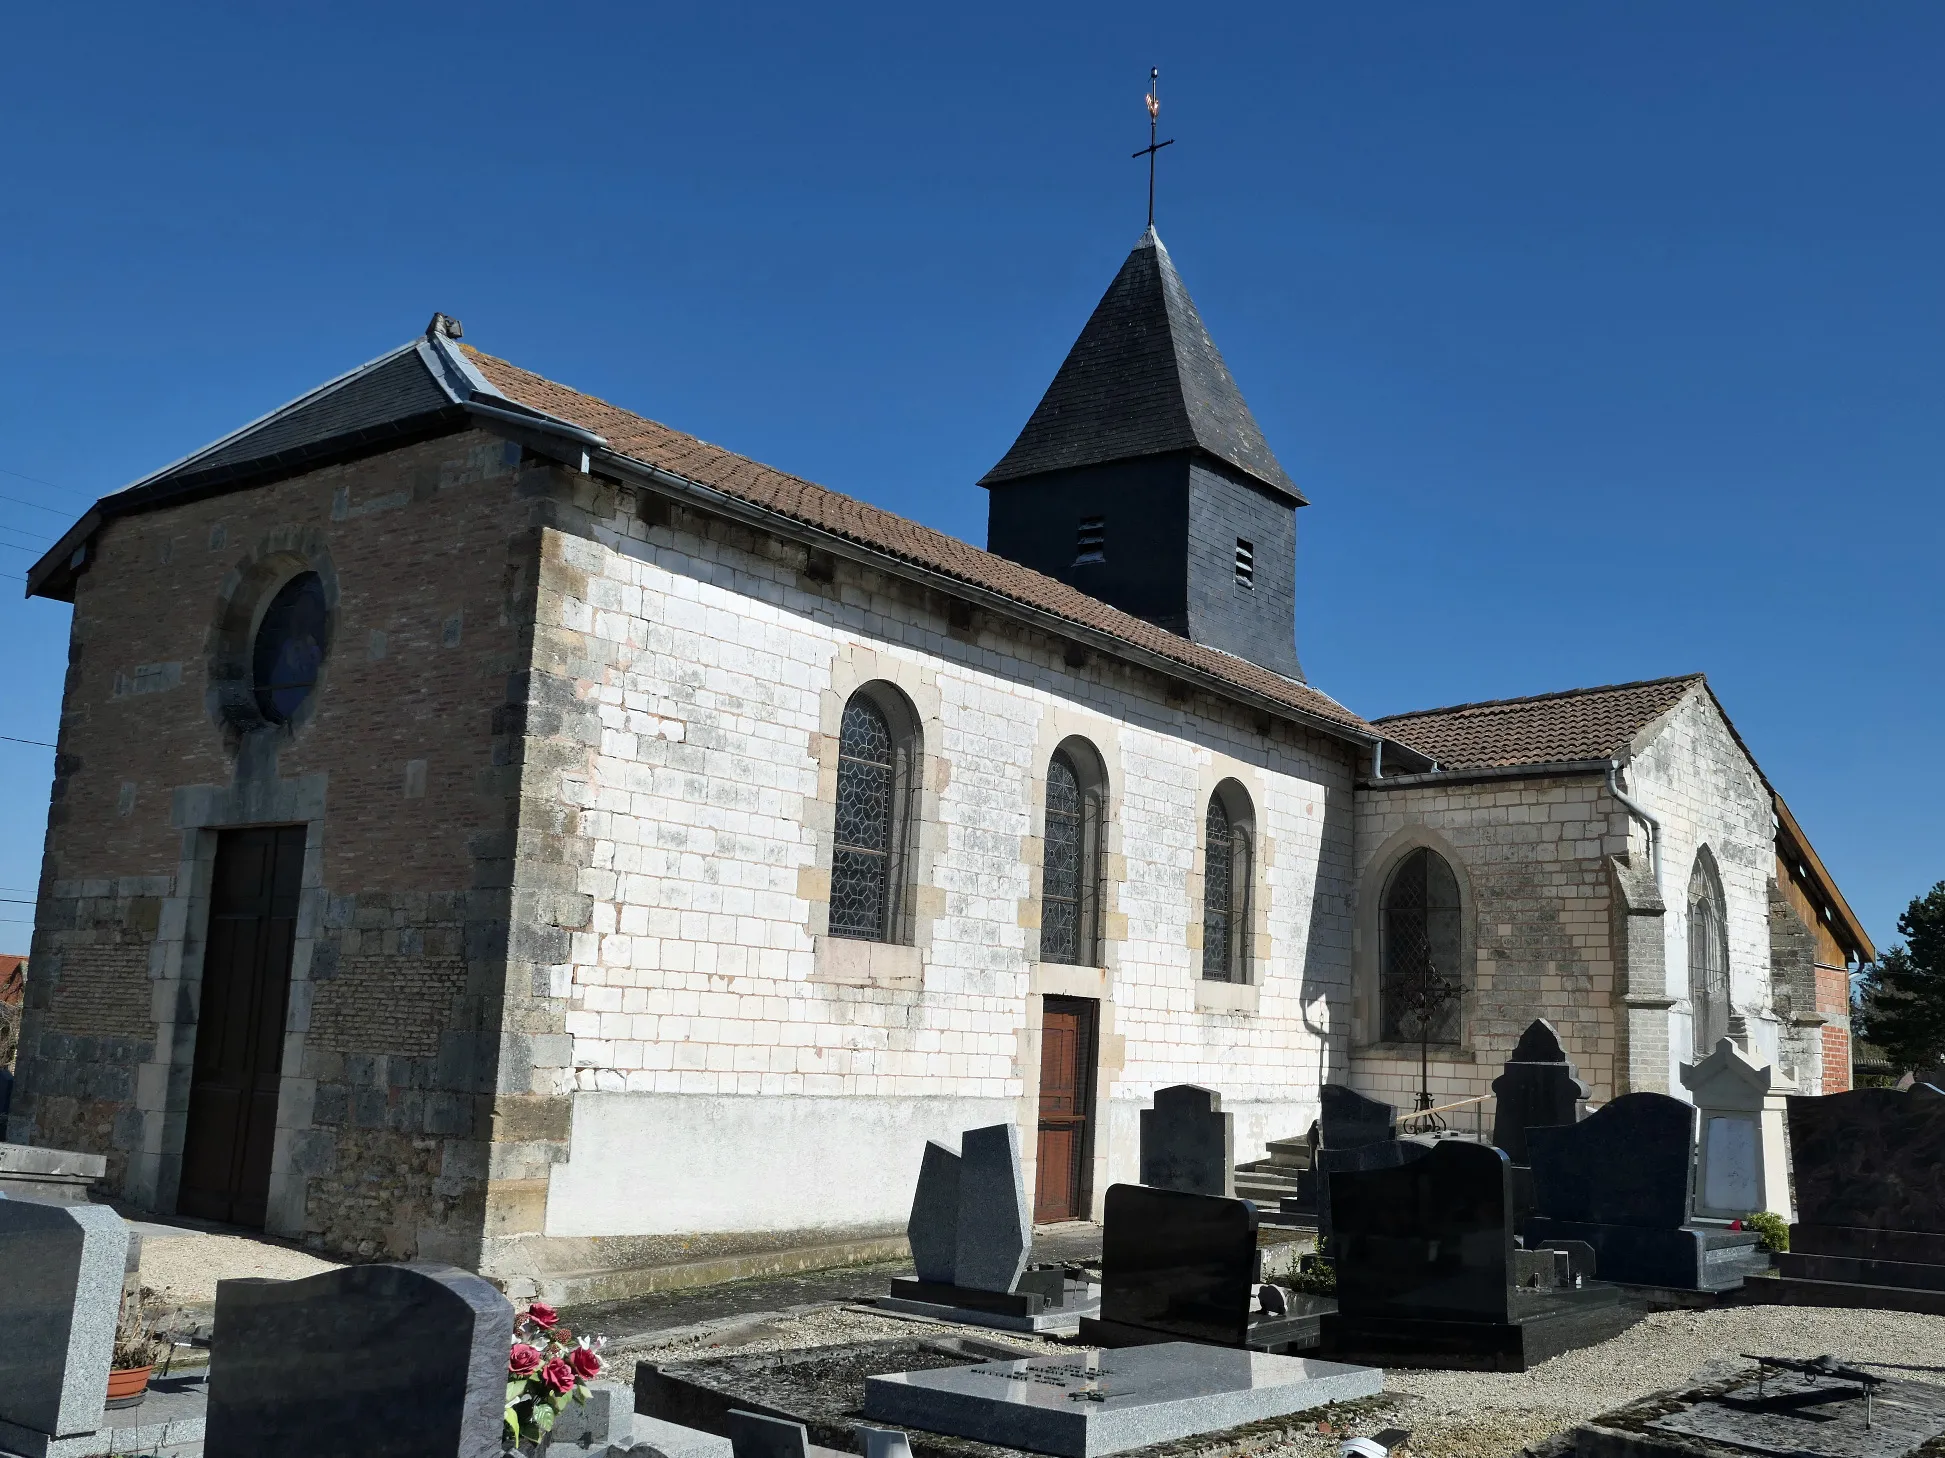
[1132,67,1175,229]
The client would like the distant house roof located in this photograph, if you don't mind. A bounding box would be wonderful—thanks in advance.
[0,955,25,1007]
[979,228,1301,503]
[26,321,1384,753]
[1374,674,1705,771]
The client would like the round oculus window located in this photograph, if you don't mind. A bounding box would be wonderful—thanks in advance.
[252,571,328,723]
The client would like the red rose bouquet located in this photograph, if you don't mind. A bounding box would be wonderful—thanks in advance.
[504,1302,606,1450]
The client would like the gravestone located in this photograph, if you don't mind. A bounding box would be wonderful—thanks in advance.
[1754,1086,1945,1315]
[204,1261,513,1458]
[0,1142,107,1204]
[1680,1037,1795,1221]
[0,1198,128,1458]
[1297,1086,1421,1246]
[864,1342,1382,1458]
[1319,1137,1636,1371]
[885,1123,1098,1332]
[1139,1084,1234,1198]
[1491,1020,1588,1165]
[1525,1091,1765,1290]
[906,1140,960,1284]
[727,1409,853,1458]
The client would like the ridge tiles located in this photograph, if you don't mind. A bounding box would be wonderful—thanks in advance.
[979,229,1301,502]
[462,346,1368,738]
[1373,673,1705,770]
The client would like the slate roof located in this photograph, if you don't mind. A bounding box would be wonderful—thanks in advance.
[979,228,1302,503]
[465,347,1371,739]
[1374,674,1705,770]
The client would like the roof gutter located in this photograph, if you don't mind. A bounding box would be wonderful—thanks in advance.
[593,447,1398,756]
[1606,759,1663,897]
[1357,757,1610,791]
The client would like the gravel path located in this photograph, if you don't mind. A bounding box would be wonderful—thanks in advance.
[136,1227,343,1307]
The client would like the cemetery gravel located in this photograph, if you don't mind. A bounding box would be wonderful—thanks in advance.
[614,1302,1945,1458]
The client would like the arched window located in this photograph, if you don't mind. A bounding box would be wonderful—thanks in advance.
[1380,847,1462,1044]
[253,571,328,724]
[1202,782,1254,983]
[1688,854,1731,1057]
[830,686,920,942]
[1040,740,1107,967]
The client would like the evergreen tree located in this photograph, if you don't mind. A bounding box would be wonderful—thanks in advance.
[1855,880,1945,1075]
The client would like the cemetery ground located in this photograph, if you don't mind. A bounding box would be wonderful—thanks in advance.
[584,1284,1945,1458]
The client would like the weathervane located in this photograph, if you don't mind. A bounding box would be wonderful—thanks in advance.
[1132,67,1175,230]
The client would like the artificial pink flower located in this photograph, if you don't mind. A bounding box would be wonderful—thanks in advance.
[541,1358,577,1395]
[526,1302,560,1329]
[568,1345,603,1381]
[508,1343,543,1377]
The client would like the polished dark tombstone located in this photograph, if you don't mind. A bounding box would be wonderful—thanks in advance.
[1075,1183,1323,1352]
[1491,1020,1588,1166]
[1293,1085,1419,1244]
[204,1262,512,1458]
[1139,1084,1234,1199]
[1525,1092,1764,1291]
[1321,1085,1397,1149]
[1319,1138,1635,1371]
[1753,1086,1945,1315]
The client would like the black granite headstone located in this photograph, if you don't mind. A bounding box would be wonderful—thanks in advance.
[1088,1182,1259,1346]
[204,1262,512,1458]
[1766,1087,1945,1307]
[1491,1019,1589,1165]
[1524,1092,1762,1290]
[1139,1084,1234,1198]
[1320,1085,1397,1149]
[1319,1138,1637,1370]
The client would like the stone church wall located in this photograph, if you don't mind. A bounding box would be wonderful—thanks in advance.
[10,429,555,1265]
[1623,690,1777,1087]
[1350,774,1625,1108]
[491,481,1357,1276]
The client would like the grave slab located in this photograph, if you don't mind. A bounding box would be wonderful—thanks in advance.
[202,1261,512,1458]
[1573,1366,1945,1458]
[864,1343,1382,1458]
[1140,1086,1234,1200]
[0,1197,128,1456]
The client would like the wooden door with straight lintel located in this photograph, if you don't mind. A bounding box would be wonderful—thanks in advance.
[1034,995,1098,1224]
[178,825,306,1228]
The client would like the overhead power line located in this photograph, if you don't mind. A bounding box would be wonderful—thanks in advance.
[0,465,88,499]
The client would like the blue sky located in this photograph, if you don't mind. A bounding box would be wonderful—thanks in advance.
[0,3,1938,955]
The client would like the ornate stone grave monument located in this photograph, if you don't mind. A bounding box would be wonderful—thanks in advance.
[1492,1019,1588,1165]
[883,1123,1099,1332]
[1524,1092,1766,1291]
[0,1197,131,1458]
[1139,1085,1234,1199]
[1319,1137,1638,1370]
[864,1343,1382,1458]
[1076,1183,1325,1352]
[204,1262,513,1458]
[1746,1085,1945,1315]
[1678,1038,1795,1222]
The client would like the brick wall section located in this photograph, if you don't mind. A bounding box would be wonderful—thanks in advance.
[9,429,552,1261]
[1815,965,1851,1093]
[1352,776,1623,1106]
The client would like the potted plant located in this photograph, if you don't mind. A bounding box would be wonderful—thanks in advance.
[503,1301,606,1454]
[107,1297,168,1409]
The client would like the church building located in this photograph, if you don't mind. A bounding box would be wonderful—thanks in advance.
[8,227,1871,1295]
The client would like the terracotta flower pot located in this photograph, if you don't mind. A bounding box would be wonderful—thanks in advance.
[105,1365,151,1408]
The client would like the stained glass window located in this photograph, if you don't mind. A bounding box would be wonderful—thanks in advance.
[831,694,898,940]
[1202,791,1251,982]
[1380,847,1462,1043]
[1040,751,1084,965]
[252,572,328,724]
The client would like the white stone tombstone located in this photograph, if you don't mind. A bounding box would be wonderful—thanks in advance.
[1679,1036,1794,1222]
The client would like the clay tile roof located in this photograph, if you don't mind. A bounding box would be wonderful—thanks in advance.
[463,347,1373,741]
[0,954,25,1007]
[1373,674,1704,770]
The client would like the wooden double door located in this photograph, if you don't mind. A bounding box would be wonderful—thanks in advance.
[178,826,305,1228]
[1033,996,1098,1224]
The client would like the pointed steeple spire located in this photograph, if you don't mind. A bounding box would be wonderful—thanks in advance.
[981,228,1301,504]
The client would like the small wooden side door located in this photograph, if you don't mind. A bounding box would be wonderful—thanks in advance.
[178,826,305,1227]
[1034,996,1098,1224]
